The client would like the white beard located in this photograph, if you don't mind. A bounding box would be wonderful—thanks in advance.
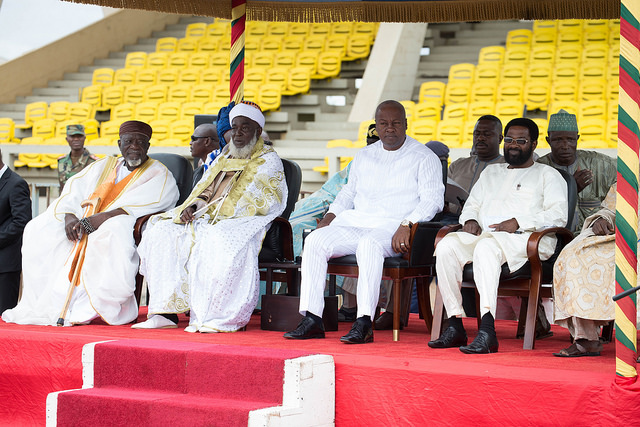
[126,158,143,168]
[227,135,258,159]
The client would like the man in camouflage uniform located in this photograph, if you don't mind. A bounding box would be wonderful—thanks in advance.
[58,124,97,190]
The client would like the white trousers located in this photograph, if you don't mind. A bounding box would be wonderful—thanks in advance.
[435,234,506,318]
[299,225,397,319]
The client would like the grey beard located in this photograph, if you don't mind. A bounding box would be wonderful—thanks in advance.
[126,158,143,168]
[227,135,258,159]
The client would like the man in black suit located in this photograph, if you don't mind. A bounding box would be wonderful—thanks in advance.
[0,148,32,313]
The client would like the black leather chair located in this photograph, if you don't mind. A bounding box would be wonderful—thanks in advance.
[133,153,193,305]
[324,158,449,341]
[430,169,577,350]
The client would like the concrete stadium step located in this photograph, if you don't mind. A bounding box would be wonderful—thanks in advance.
[48,80,88,89]
[285,129,356,141]
[93,58,127,68]
[32,87,79,98]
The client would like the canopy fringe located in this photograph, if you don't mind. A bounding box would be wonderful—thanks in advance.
[64,0,620,22]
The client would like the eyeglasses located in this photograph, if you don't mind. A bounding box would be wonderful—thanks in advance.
[503,137,529,145]
[191,135,208,141]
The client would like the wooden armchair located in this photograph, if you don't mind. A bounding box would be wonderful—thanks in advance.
[430,169,578,350]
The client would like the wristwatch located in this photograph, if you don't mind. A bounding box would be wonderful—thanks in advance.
[400,219,413,228]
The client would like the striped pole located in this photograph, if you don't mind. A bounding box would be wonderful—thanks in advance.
[615,0,640,380]
[230,0,246,104]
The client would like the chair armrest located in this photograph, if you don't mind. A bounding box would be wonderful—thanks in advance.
[525,226,575,271]
[133,212,160,245]
[272,216,294,261]
[407,221,446,266]
[434,223,462,248]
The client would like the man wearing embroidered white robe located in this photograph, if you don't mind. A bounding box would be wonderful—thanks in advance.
[2,120,180,326]
[135,101,287,333]
[428,118,568,354]
[284,100,445,344]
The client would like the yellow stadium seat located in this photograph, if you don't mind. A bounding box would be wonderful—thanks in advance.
[101,85,126,110]
[356,120,375,145]
[282,35,305,53]
[157,68,179,85]
[218,38,230,52]
[531,118,549,148]
[606,63,619,83]
[418,81,446,106]
[409,119,438,143]
[206,21,230,38]
[155,37,177,53]
[0,118,19,143]
[532,29,557,47]
[190,84,213,104]
[18,101,48,129]
[460,120,476,148]
[533,20,558,33]
[555,45,581,63]
[259,84,282,112]
[448,63,475,82]
[583,19,609,31]
[495,100,524,124]
[608,100,618,121]
[181,101,204,120]
[69,102,93,122]
[185,22,207,39]
[48,101,70,122]
[609,26,620,45]
[123,84,146,105]
[244,37,261,52]
[578,100,607,122]
[81,85,102,113]
[550,80,579,103]
[15,153,46,168]
[177,37,199,53]
[251,52,275,68]
[167,84,191,103]
[144,84,168,103]
[288,23,310,38]
[310,23,331,37]
[478,46,505,65]
[444,81,471,105]
[552,62,579,80]
[506,29,532,49]
[326,138,352,148]
[443,103,468,121]
[524,80,550,111]
[55,120,76,137]
[148,119,171,145]
[92,68,114,86]
[263,67,287,92]
[303,35,326,53]
[197,37,219,53]
[82,119,100,142]
[261,36,283,53]
[243,84,259,104]
[200,68,222,85]
[312,157,329,174]
[100,119,124,139]
[167,119,192,145]
[526,64,552,82]
[268,22,289,37]
[436,119,464,148]
[146,52,168,69]
[285,67,311,96]
[274,51,296,68]
[114,68,136,85]
[41,153,63,168]
[315,52,342,79]
[497,81,524,104]
[331,22,353,37]
[500,64,525,82]
[246,68,266,86]
[606,119,618,148]
[168,52,190,69]
[211,86,231,108]
[345,35,371,61]
[529,45,555,65]
[504,47,530,65]
[467,101,495,122]
[155,101,181,121]
[21,118,56,144]
[474,64,500,85]
[578,118,607,148]
[607,80,619,102]
[547,101,579,119]
[124,52,147,68]
[325,35,348,59]
[354,22,377,44]
[296,51,319,76]
[470,81,498,104]
[414,102,442,122]
[580,62,607,81]
[178,68,200,85]
[220,69,230,86]
[247,21,268,37]
[134,101,158,122]
[582,43,609,63]
[135,68,157,86]
[557,28,583,46]
[189,52,210,68]
[579,79,607,102]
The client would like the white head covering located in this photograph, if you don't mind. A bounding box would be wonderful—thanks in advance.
[229,101,265,128]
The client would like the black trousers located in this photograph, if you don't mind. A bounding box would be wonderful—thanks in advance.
[0,271,21,313]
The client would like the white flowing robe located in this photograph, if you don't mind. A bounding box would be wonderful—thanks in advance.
[138,142,287,332]
[455,162,568,271]
[2,157,179,326]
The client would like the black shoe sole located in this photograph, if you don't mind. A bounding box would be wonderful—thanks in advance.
[283,333,325,340]
[340,336,374,344]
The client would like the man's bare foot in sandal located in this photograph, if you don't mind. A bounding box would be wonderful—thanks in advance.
[553,338,603,357]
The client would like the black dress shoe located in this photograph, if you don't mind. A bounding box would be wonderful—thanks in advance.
[374,311,404,330]
[338,306,357,322]
[428,325,468,348]
[283,315,325,339]
[459,330,499,354]
[340,317,373,344]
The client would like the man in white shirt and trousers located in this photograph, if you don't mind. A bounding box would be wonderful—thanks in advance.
[284,100,445,344]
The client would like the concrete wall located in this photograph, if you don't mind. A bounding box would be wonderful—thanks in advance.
[348,23,428,123]
[0,9,180,104]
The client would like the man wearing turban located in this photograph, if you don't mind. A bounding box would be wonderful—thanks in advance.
[536,109,616,231]
[2,121,180,326]
[135,102,287,333]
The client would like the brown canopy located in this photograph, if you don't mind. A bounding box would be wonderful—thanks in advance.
[64,0,619,22]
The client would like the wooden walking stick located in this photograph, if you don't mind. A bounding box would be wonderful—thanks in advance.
[56,197,101,326]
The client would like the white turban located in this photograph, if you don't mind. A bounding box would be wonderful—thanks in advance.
[229,101,265,129]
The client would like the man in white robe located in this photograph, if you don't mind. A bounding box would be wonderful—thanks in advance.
[428,118,568,353]
[284,100,445,344]
[2,120,180,326]
[135,102,287,333]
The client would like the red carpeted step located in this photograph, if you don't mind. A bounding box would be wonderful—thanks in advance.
[92,339,309,403]
[56,386,275,427]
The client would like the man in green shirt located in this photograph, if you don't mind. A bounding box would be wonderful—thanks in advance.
[57,124,97,191]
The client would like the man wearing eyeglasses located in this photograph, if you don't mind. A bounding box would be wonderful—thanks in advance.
[536,109,616,231]
[428,118,568,354]
[190,123,220,187]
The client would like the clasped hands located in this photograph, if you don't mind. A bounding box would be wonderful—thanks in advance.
[64,212,109,242]
[180,199,207,223]
[463,218,520,236]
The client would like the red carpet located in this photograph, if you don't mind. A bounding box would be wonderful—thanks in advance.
[1,309,639,426]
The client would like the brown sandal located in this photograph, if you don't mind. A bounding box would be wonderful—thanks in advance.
[553,339,602,357]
